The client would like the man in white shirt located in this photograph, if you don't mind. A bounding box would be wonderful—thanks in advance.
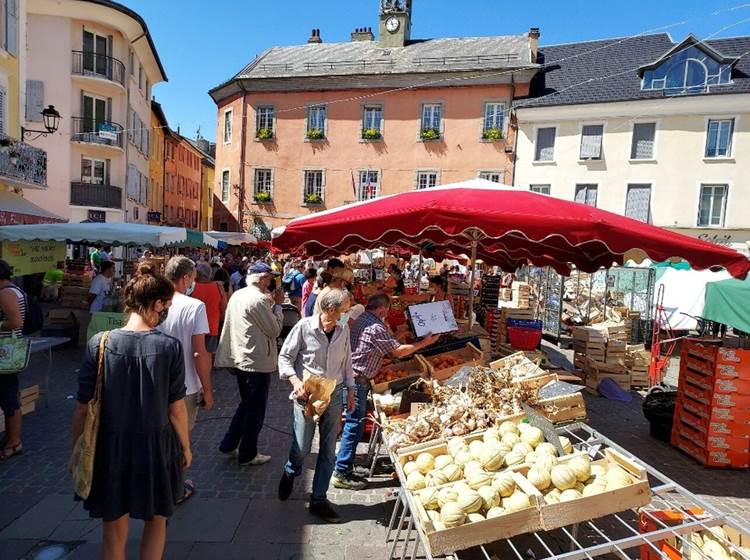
[158,256,212,501]
[88,261,114,313]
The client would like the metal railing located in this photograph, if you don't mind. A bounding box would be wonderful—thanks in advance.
[0,134,47,188]
[71,51,126,86]
[70,182,122,209]
[70,117,124,149]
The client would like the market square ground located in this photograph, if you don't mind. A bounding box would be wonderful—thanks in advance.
[0,342,748,560]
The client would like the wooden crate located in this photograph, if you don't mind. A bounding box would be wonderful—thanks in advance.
[0,385,39,433]
[585,360,631,393]
[423,343,484,382]
[371,355,429,394]
[536,448,652,531]
[408,471,543,556]
[535,392,587,424]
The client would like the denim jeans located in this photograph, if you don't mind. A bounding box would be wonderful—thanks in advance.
[220,370,272,462]
[335,381,370,476]
[284,384,344,504]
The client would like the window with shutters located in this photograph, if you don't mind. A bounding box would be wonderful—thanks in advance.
[630,123,656,160]
[478,170,503,184]
[2,0,18,55]
[254,168,273,198]
[534,127,556,161]
[306,105,326,138]
[221,170,230,203]
[81,157,107,184]
[223,109,232,144]
[579,124,604,160]
[0,86,6,135]
[357,170,380,201]
[26,80,44,122]
[625,184,652,222]
[705,119,734,158]
[302,170,324,203]
[575,184,598,207]
[416,170,439,190]
[698,184,728,227]
[362,105,383,138]
[530,184,551,195]
[255,106,275,137]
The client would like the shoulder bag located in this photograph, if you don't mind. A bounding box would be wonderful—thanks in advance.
[0,332,31,374]
[70,331,110,499]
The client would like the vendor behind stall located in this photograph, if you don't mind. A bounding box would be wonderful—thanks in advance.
[428,275,447,302]
[88,261,115,313]
[332,293,439,490]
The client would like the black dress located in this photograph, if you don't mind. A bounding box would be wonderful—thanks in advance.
[77,329,186,521]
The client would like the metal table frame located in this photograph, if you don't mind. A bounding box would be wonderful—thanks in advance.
[385,422,750,560]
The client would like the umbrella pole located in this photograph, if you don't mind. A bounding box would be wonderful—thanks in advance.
[468,233,479,329]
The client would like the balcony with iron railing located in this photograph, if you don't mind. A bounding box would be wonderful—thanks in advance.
[0,134,47,189]
[70,181,123,209]
[71,51,126,87]
[70,117,124,149]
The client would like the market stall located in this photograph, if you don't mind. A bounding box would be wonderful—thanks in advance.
[272,179,750,558]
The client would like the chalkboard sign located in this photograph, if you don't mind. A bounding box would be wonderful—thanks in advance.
[522,404,566,456]
[408,300,458,337]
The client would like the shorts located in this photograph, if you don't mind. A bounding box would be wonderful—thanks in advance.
[205,335,219,354]
[185,391,203,431]
[0,373,20,417]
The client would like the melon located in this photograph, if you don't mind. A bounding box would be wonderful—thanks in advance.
[440,502,466,528]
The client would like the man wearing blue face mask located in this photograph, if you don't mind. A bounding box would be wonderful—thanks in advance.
[158,256,212,503]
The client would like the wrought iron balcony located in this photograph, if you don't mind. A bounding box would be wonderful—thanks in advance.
[0,134,47,189]
[71,51,126,86]
[71,117,124,149]
[70,182,123,209]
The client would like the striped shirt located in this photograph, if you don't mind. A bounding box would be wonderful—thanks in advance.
[350,311,400,379]
[0,284,26,338]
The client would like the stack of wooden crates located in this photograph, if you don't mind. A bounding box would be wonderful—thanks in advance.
[573,324,631,392]
[625,345,651,388]
[60,273,91,309]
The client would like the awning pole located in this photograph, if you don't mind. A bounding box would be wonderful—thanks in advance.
[468,232,479,329]
[417,251,424,293]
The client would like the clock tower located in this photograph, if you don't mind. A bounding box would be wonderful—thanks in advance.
[379,0,412,48]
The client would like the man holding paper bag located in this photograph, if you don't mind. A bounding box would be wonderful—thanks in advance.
[277,288,355,523]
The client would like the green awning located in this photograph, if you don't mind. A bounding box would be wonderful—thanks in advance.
[703,276,750,333]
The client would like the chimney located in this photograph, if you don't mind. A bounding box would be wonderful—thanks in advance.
[351,26,375,42]
[529,27,540,63]
[307,28,322,44]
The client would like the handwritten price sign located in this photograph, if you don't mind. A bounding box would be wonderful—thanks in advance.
[408,300,458,337]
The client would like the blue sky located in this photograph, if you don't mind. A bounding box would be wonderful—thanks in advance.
[123,0,750,142]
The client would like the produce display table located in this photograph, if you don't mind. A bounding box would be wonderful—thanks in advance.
[385,422,750,560]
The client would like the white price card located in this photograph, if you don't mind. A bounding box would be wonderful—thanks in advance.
[408,301,458,337]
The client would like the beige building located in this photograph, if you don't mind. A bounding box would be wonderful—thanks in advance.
[23,0,166,224]
[514,33,750,255]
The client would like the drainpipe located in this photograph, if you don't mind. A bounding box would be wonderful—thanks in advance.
[509,73,519,187]
[238,82,248,233]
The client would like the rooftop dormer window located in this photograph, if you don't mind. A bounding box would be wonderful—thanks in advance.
[641,43,733,96]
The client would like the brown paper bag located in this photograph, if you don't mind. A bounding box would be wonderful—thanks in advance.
[302,372,337,422]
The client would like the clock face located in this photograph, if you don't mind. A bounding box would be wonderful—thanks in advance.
[386,16,400,33]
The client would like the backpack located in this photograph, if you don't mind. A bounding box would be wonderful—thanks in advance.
[0,285,43,335]
[281,271,298,294]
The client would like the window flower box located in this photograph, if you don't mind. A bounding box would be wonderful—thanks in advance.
[361,128,382,141]
[306,129,325,140]
[253,192,272,203]
[420,128,441,141]
[256,128,274,140]
[482,127,504,141]
[304,194,324,205]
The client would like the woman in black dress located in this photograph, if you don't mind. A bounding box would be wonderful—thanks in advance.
[71,263,191,560]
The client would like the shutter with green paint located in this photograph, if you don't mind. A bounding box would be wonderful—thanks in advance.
[26,80,44,122]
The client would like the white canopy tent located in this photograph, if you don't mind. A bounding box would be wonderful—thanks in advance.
[205,231,258,246]
[0,223,220,248]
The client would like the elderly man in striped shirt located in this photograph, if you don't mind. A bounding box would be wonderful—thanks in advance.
[333,293,439,489]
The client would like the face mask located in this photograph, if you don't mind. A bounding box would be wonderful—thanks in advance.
[186,280,196,296]
[156,308,169,326]
[337,311,350,328]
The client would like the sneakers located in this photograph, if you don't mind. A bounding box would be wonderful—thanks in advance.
[351,465,371,479]
[239,453,271,466]
[309,500,342,524]
[332,471,368,490]
[278,472,294,501]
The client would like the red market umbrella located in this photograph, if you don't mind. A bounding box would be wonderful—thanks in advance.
[273,180,749,277]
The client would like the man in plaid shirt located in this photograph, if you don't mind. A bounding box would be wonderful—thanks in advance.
[333,294,439,489]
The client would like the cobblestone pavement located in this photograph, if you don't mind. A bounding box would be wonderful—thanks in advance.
[0,341,748,559]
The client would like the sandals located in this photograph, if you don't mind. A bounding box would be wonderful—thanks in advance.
[176,479,195,505]
[0,443,23,461]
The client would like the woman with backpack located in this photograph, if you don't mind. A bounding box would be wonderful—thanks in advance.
[0,259,27,460]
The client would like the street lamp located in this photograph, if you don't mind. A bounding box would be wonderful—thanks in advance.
[22,105,62,140]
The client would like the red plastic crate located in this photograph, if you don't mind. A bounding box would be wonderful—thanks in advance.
[507,326,542,351]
